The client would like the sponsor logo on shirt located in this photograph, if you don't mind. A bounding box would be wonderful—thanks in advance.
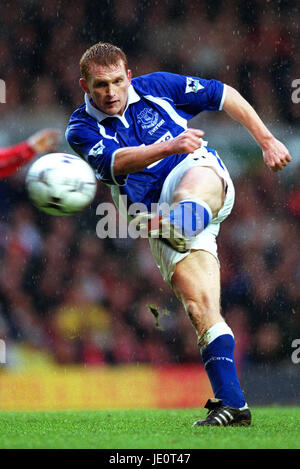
[154,131,173,144]
[148,118,165,135]
[147,131,173,168]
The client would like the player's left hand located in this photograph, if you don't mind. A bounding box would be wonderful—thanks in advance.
[28,129,61,155]
[263,137,292,172]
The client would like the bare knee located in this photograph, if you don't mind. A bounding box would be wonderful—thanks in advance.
[173,187,194,204]
[172,167,225,217]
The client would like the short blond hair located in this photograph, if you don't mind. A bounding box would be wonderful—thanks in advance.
[80,42,128,80]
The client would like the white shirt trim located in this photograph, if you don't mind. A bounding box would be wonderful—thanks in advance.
[219,84,227,110]
[110,148,128,186]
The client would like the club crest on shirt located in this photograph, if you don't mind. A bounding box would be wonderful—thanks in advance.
[137,107,159,129]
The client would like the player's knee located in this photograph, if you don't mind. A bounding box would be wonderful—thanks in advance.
[172,187,194,204]
[172,167,224,217]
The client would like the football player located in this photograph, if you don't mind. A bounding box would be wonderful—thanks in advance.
[66,42,291,426]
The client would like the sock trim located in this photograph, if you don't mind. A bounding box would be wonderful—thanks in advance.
[198,321,234,351]
[178,198,213,226]
[203,355,234,368]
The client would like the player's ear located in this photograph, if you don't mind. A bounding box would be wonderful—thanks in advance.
[79,78,90,94]
[127,69,132,85]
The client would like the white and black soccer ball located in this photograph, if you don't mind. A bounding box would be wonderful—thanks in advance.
[26,153,97,216]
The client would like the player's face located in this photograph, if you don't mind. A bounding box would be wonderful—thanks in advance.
[80,60,131,116]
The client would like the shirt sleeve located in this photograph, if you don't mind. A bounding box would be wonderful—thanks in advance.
[65,123,128,186]
[134,72,226,117]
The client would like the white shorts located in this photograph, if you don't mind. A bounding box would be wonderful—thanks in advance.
[149,147,235,286]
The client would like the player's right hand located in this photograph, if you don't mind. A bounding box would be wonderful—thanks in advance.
[169,129,205,155]
[262,137,292,172]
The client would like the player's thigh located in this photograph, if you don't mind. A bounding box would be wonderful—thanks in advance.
[172,166,226,217]
[171,249,223,334]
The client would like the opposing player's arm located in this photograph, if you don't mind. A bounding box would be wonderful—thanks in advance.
[222,85,292,171]
[0,129,61,179]
[28,129,61,154]
[113,128,204,176]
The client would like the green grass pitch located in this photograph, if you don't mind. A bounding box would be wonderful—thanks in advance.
[0,407,299,449]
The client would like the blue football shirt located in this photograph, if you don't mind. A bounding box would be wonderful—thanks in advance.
[66,72,226,210]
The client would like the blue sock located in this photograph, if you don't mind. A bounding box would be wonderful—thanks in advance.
[169,199,212,238]
[199,322,246,408]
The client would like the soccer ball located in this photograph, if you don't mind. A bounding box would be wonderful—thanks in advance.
[26,153,97,216]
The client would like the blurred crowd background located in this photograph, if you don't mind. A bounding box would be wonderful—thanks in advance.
[1,0,299,123]
[0,0,299,372]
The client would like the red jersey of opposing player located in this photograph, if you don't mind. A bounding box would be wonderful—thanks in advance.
[0,129,61,178]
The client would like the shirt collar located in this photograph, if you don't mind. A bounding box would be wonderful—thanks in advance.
[84,84,141,123]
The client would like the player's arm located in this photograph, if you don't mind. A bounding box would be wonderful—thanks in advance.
[113,128,204,176]
[222,86,292,171]
[28,129,61,155]
[0,129,60,178]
